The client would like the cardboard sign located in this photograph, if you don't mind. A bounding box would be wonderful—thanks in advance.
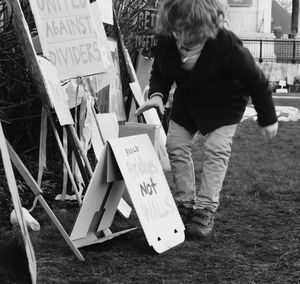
[135,9,157,52]
[29,0,109,80]
[107,38,126,121]
[109,134,184,253]
[136,54,154,94]
[70,143,135,248]
[96,0,113,25]
[90,1,113,70]
[91,112,119,161]
[130,82,171,171]
[0,123,37,284]
[71,134,184,252]
[119,122,158,146]
[37,56,74,126]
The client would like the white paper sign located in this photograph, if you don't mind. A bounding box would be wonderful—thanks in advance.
[91,112,119,161]
[29,0,109,80]
[108,134,184,253]
[37,56,74,126]
[90,2,113,69]
[96,0,113,25]
[108,38,126,121]
[130,82,170,171]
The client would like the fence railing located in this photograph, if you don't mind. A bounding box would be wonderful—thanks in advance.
[242,39,300,64]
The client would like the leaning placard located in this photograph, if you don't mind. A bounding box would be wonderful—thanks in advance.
[37,56,74,126]
[108,134,185,253]
[70,134,184,253]
[28,0,109,80]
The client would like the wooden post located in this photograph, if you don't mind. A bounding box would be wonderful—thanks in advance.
[45,106,82,206]
[6,139,85,261]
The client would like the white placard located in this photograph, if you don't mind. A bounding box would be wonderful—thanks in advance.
[130,82,171,171]
[108,38,126,121]
[108,134,184,253]
[91,112,119,161]
[29,0,109,80]
[37,56,74,126]
[70,134,183,252]
[96,0,113,25]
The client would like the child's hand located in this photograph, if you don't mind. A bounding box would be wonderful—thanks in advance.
[135,96,165,116]
[261,121,278,140]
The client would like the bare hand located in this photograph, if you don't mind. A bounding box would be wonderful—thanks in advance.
[135,96,165,116]
[261,121,278,140]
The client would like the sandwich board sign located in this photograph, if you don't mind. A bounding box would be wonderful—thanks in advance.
[70,143,135,248]
[70,134,184,253]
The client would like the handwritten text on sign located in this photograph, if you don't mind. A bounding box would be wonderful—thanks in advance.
[122,143,176,224]
[29,0,108,80]
[109,134,184,253]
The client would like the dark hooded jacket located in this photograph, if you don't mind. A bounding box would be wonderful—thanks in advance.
[148,28,278,134]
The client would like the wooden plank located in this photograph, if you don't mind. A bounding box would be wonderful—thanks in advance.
[45,106,82,206]
[65,125,90,186]
[0,122,37,283]
[6,140,85,261]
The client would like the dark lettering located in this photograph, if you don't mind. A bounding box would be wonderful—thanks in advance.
[140,177,158,197]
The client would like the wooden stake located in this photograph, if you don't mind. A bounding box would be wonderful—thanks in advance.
[45,106,82,206]
[6,140,85,262]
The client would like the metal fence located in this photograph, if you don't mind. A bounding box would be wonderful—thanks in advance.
[243,39,300,64]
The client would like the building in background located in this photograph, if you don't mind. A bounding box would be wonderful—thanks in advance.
[225,0,273,38]
[225,0,300,38]
[272,0,291,36]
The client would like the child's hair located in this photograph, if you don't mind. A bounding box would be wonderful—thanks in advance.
[155,0,225,39]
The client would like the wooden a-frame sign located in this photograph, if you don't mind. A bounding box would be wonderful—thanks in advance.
[70,141,136,248]
[71,134,185,253]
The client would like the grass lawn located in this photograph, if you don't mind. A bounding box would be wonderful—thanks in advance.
[1,96,300,283]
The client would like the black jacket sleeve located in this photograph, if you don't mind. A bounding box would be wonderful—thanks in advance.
[230,43,277,126]
[148,42,174,104]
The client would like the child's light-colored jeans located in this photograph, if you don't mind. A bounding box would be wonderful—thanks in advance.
[166,119,237,212]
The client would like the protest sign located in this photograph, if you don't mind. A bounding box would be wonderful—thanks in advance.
[96,0,113,25]
[29,0,110,80]
[37,56,74,126]
[109,134,184,253]
[70,143,136,248]
[107,38,126,121]
[130,82,171,171]
[91,112,119,161]
[135,8,157,53]
[71,134,184,252]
